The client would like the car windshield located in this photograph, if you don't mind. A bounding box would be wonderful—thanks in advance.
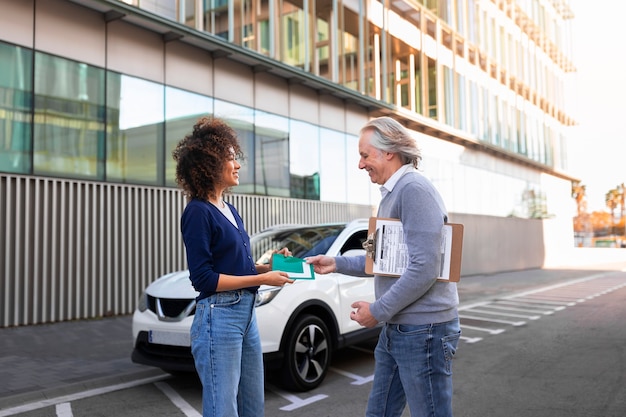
[251,224,346,263]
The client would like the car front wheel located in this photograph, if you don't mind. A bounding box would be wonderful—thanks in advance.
[280,314,332,391]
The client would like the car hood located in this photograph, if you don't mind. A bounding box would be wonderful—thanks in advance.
[147,270,198,299]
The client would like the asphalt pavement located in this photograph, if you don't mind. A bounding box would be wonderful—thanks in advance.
[1,257,625,412]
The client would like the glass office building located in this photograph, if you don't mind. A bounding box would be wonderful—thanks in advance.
[0,0,577,326]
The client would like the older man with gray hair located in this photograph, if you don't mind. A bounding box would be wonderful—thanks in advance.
[306,116,461,417]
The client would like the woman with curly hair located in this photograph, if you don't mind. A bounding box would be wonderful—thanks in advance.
[173,116,294,417]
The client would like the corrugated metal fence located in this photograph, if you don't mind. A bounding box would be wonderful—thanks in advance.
[1,174,374,327]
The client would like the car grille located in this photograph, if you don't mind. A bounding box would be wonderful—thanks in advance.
[147,295,196,321]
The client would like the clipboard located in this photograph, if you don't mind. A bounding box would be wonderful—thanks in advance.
[363,217,463,282]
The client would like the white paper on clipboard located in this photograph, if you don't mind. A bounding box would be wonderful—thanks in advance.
[372,219,408,276]
[438,224,454,280]
[364,217,463,282]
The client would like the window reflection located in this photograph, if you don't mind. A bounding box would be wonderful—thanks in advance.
[33,53,105,179]
[319,128,347,203]
[282,2,306,69]
[289,120,320,200]
[0,43,32,174]
[345,134,372,205]
[215,99,255,193]
[205,0,230,40]
[165,87,213,186]
[255,110,289,196]
[106,73,163,184]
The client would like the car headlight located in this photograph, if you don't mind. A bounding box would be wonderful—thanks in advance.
[136,291,148,312]
[255,287,282,307]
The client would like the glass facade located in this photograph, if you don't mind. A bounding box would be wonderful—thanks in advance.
[0,40,370,205]
[0,0,575,218]
[152,0,573,170]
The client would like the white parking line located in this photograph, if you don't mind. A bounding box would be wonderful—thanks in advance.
[0,374,169,417]
[329,367,374,385]
[154,382,201,417]
[466,309,541,320]
[460,336,483,343]
[460,324,505,335]
[459,314,526,327]
[486,302,557,315]
[267,386,328,411]
[509,297,576,307]
[56,403,72,417]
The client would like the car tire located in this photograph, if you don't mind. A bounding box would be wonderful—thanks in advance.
[280,314,332,391]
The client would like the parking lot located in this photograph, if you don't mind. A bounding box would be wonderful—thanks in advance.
[2,263,626,416]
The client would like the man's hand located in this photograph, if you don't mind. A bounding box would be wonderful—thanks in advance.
[304,255,337,274]
[350,301,378,328]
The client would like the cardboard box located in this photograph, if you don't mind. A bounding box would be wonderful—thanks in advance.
[363,217,463,282]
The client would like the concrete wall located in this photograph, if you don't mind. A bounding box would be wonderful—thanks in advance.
[448,213,546,276]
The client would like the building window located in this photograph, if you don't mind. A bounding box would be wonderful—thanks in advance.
[346,134,373,205]
[283,8,305,68]
[33,53,105,180]
[457,73,467,131]
[106,73,164,185]
[427,58,438,119]
[444,66,455,126]
[214,99,255,194]
[165,86,213,187]
[0,42,32,174]
[289,120,320,200]
[319,127,347,203]
[468,79,477,136]
[205,0,230,40]
[254,110,289,196]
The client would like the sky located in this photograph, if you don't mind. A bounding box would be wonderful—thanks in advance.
[567,0,626,212]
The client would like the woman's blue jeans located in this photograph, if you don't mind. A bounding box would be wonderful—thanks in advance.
[366,318,461,417]
[191,290,263,417]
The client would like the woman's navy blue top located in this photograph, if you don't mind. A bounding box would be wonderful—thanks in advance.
[181,198,259,301]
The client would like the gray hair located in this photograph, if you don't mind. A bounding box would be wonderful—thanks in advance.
[360,117,422,168]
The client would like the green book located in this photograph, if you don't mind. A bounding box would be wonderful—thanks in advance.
[271,253,315,279]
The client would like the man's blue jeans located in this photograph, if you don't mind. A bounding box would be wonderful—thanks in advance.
[191,290,263,417]
[366,318,461,417]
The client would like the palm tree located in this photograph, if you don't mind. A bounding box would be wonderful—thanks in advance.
[605,188,620,235]
[617,183,625,239]
[618,183,625,221]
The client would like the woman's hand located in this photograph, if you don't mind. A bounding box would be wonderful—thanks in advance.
[260,270,294,287]
[275,247,292,257]
[268,247,292,271]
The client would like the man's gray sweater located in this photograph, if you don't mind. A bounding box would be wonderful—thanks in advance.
[335,171,459,325]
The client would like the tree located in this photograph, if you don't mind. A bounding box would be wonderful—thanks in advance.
[604,183,625,237]
[605,188,619,220]
[571,182,587,216]
[618,183,625,221]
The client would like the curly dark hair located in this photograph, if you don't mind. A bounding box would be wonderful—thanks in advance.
[172,116,243,201]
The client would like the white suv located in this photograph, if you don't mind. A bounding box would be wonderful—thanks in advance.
[131,219,378,391]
